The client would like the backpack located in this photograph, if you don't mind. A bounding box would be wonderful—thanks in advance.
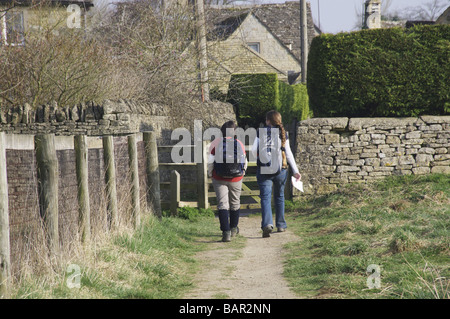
[213,138,246,178]
[257,127,288,174]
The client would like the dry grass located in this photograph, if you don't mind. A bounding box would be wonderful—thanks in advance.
[284,174,450,299]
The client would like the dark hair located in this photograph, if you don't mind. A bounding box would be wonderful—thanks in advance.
[265,110,286,147]
[221,121,236,137]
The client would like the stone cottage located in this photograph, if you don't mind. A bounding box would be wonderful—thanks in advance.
[0,0,93,46]
[204,1,321,93]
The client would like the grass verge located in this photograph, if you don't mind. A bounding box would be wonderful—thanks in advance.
[11,211,219,299]
[284,173,449,299]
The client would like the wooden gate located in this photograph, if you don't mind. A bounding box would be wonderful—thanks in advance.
[208,161,261,211]
[158,142,208,214]
[158,142,261,213]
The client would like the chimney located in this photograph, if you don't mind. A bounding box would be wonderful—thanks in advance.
[364,0,382,29]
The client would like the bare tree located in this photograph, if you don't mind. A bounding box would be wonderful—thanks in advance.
[402,0,449,21]
[0,0,22,17]
[2,0,269,109]
[92,0,209,105]
[1,1,134,107]
[1,0,225,109]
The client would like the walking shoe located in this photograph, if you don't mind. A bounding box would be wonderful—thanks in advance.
[262,225,273,238]
[277,227,286,233]
[231,227,239,237]
[222,231,231,242]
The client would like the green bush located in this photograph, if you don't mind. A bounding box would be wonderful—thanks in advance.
[228,73,310,128]
[279,81,310,123]
[227,73,280,127]
[307,25,450,117]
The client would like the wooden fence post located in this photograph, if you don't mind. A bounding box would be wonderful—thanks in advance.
[74,135,90,243]
[127,134,140,228]
[197,140,208,209]
[143,132,161,218]
[102,135,118,229]
[35,134,59,255]
[170,170,180,216]
[0,132,11,298]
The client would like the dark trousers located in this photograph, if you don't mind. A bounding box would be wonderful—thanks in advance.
[218,209,240,232]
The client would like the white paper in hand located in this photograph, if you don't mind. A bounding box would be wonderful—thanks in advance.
[291,176,304,192]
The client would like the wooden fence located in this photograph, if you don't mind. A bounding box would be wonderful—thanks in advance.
[0,131,291,297]
[0,131,161,298]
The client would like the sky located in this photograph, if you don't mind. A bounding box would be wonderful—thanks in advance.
[302,0,450,34]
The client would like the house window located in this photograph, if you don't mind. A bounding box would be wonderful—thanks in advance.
[1,11,25,46]
[247,42,260,53]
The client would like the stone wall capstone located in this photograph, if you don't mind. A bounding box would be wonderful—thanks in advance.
[295,116,450,195]
[0,99,170,137]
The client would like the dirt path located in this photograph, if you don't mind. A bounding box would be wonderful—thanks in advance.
[184,215,300,299]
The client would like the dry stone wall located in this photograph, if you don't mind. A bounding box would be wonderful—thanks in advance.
[0,99,170,137]
[295,116,450,195]
[0,98,237,143]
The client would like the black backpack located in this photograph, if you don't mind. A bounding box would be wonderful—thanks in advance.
[214,138,245,178]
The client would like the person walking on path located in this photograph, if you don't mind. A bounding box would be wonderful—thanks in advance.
[208,121,248,242]
[252,110,301,238]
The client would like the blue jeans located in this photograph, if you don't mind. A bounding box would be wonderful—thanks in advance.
[256,168,288,230]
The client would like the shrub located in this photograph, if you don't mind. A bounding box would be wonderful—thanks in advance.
[228,73,310,128]
[0,1,201,109]
[307,25,450,117]
[227,73,279,127]
[0,30,115,108]
[279,81,310,123]
[0,3,143,108]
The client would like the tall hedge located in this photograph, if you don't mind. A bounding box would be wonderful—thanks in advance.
[307,25,450,117]
[279,81,310,122]
[228,73,309,128]
[227,73,280,127]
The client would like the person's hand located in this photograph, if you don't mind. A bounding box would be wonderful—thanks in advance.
[293,172,301,181]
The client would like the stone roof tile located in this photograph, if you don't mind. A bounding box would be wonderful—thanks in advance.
[207,1,320,60]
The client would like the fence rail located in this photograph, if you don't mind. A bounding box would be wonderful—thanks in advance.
[158,142,262,214]
[0,131,161,297]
